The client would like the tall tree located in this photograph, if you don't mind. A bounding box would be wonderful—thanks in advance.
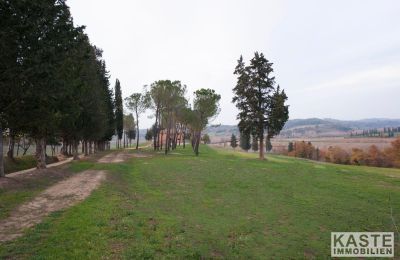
[189,89,221,156]
[145,128,153,141]
[252,136,259,151]
[0,0,115,172]
[239,131,251,151]
[266,86,289,146]
[124,113,135,147]
[149,80,167,150]
[0,127,3,177]
[202,134,211,144]
[230,134,238,149]
[232,52,289,159]
[5,0,83,168]
[125,89,151,150]
[114,79,123,148]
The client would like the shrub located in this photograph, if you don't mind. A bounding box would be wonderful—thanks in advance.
[325,146,350,164]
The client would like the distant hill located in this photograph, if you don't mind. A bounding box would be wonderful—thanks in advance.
[204,118,400,140]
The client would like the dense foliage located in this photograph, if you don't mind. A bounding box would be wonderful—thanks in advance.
[232,52,289,159]
[137,80,220,156]
[0,0,115,172]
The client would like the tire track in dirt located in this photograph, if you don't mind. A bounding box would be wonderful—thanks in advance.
[0,170,107,242]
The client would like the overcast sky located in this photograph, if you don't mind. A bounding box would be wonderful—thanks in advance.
[68,0,400,128]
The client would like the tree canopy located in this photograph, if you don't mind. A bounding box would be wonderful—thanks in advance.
[0,0,115,171]
[232,52,289,159]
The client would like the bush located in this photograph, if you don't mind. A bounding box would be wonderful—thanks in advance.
[350,148,367,165]
[325,146,350,164]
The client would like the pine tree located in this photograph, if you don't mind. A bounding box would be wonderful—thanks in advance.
[145,129,153,141]
[125,90,151,150]
[266,139,272,152]
[230,134,238,149]
[252,136,258,151]
[233,52,289,159]
[239,131,251,151]
[115,79,123,148]
[288,142,294,152]
[190,89,221,156]
[202,134,211,144]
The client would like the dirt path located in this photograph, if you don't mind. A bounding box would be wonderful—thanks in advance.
[97,151,132,163]
[97,150,151,163]
[0,170,107,242]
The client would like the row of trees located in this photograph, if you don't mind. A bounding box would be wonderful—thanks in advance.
[227,133,273,153]
[0,0,116,175]
[286,139,400,168]
[124,80,221,156]
[233,52,289,159]
[350,127,400,138]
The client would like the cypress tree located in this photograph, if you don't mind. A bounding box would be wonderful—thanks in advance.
[239,131,251,151]
[233,52,289,160]
[230,134,238,149]
[115,79,123,148]
[252,136,258,151]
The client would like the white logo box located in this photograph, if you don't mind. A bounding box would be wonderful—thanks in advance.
[331,232,394,257]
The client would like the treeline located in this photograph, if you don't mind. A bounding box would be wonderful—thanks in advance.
[350,127,400,138]
[286,138,400,168]
[124,80,221,156]
[0,0,115,175]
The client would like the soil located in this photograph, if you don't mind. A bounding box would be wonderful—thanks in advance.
[97,151,151,163]
[0,170,107,242]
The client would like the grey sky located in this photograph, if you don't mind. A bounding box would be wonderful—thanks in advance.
[68,0,400,128]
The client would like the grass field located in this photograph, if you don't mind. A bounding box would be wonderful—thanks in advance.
[3,155,60,175]
[1,145,400,258]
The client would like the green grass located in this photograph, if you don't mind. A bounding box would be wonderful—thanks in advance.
[3,155,59,174]
[3,156,37,174]
[1,145,400,258]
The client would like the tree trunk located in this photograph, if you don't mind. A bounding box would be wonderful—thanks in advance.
[16,140,20,156]
[7,130,15,160]
[123,130,126,148]
[259,132,265,160]
[160,131,163,150]
[165,114,171,155]
[0,125,5,177]
[158,127,162,150]
[73,140,79,160]
[136,111,139,150]
[194,131,201,156]
[36,138,46,169]
[183,128,186,149]
[89,141,92,154]
[153,109,159,150]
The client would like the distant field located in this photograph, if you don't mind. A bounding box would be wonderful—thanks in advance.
[272,137,396,152]
[1,145,399,258]
[210,137,396,153]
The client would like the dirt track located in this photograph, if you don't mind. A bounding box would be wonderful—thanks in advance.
[97,151,151,163]
[0,170,107,242]
[0,150,146,243]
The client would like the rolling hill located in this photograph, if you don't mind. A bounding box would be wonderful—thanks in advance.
[204,118,400,140]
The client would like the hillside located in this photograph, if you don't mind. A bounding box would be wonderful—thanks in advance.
[204,118,400,140]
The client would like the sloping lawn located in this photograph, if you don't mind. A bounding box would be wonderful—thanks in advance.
[1,145,399,258]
